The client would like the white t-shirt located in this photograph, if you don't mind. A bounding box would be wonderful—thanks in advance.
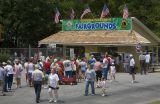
[28,63,34,73]
[145,54,150,63]
[48,74,59,88]
[102,58,108,68]
[4,65,14,75]
[130,58,135,67]
[63,60,72,71]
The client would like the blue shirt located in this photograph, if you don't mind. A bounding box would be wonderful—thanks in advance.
[0,67,5,80]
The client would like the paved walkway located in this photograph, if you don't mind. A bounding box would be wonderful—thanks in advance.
[0,72,160,104]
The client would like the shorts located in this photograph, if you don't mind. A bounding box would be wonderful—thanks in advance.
[81,70,86,74]
[65,71,72,77]
[96,70,102,79]
[28,73,32,80]
[102,68,108,80]
[49,86,59,90]
[129,66,135,74]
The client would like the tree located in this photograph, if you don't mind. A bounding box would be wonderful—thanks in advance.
[0,0,57,47]
[0,0,160,47]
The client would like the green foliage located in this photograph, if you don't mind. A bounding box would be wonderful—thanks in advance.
[0,51,10,62]
[0,0,160,47]
[0,0,57,47]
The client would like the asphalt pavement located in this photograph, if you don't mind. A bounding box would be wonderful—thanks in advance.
[0,72,160,104]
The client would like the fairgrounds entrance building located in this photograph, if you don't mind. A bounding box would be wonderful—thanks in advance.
[39,17,160,71]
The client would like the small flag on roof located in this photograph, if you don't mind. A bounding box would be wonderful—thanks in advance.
[80,5,91,19]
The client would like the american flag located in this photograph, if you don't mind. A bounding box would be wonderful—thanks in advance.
[70,8,75,20]
[80,6,91,19]
[54,8,60,24]
[100,4,110,19]
[123,4,128,19]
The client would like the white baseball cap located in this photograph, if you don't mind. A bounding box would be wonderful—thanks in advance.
[129,54,133,57]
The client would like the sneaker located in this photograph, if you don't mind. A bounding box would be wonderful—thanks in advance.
[131,80,135,83]
[102,94,105,96]
[91,94,95,96]
[54,100,57,103]
[49,100,53,103]
[36,100,40,103]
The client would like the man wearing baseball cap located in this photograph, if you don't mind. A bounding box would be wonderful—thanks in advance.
[129,54,136,83]
[32,64,44,103]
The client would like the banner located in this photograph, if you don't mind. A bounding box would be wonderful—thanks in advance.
[62,18,132,31]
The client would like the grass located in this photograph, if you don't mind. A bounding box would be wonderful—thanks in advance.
[148,101,160,104]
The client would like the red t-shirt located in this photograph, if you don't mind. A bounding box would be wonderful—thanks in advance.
[44,61,51,71]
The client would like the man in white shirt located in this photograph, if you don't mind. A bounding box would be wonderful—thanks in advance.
[102,54,109,80]
[129,54,136,83]
[32,64,44,103]
[145,52,151,72]
[63,57,73,78]
[4,60,14,90]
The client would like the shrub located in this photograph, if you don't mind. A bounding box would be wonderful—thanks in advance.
[0,52,10,63]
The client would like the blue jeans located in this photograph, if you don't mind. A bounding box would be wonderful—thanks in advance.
[85,80,95,95]
[102,68,108,80]
[7,74,13,89]
[65,71,72,78]
[3,75,8,92]
[33,81,42,102]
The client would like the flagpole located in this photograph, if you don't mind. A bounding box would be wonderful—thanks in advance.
[108,12,112,18]
[91,13,95,19]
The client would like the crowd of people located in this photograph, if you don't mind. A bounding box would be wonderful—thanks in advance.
[0,51,151,103]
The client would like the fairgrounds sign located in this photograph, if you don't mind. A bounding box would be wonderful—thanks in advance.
[62,18,132,31]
